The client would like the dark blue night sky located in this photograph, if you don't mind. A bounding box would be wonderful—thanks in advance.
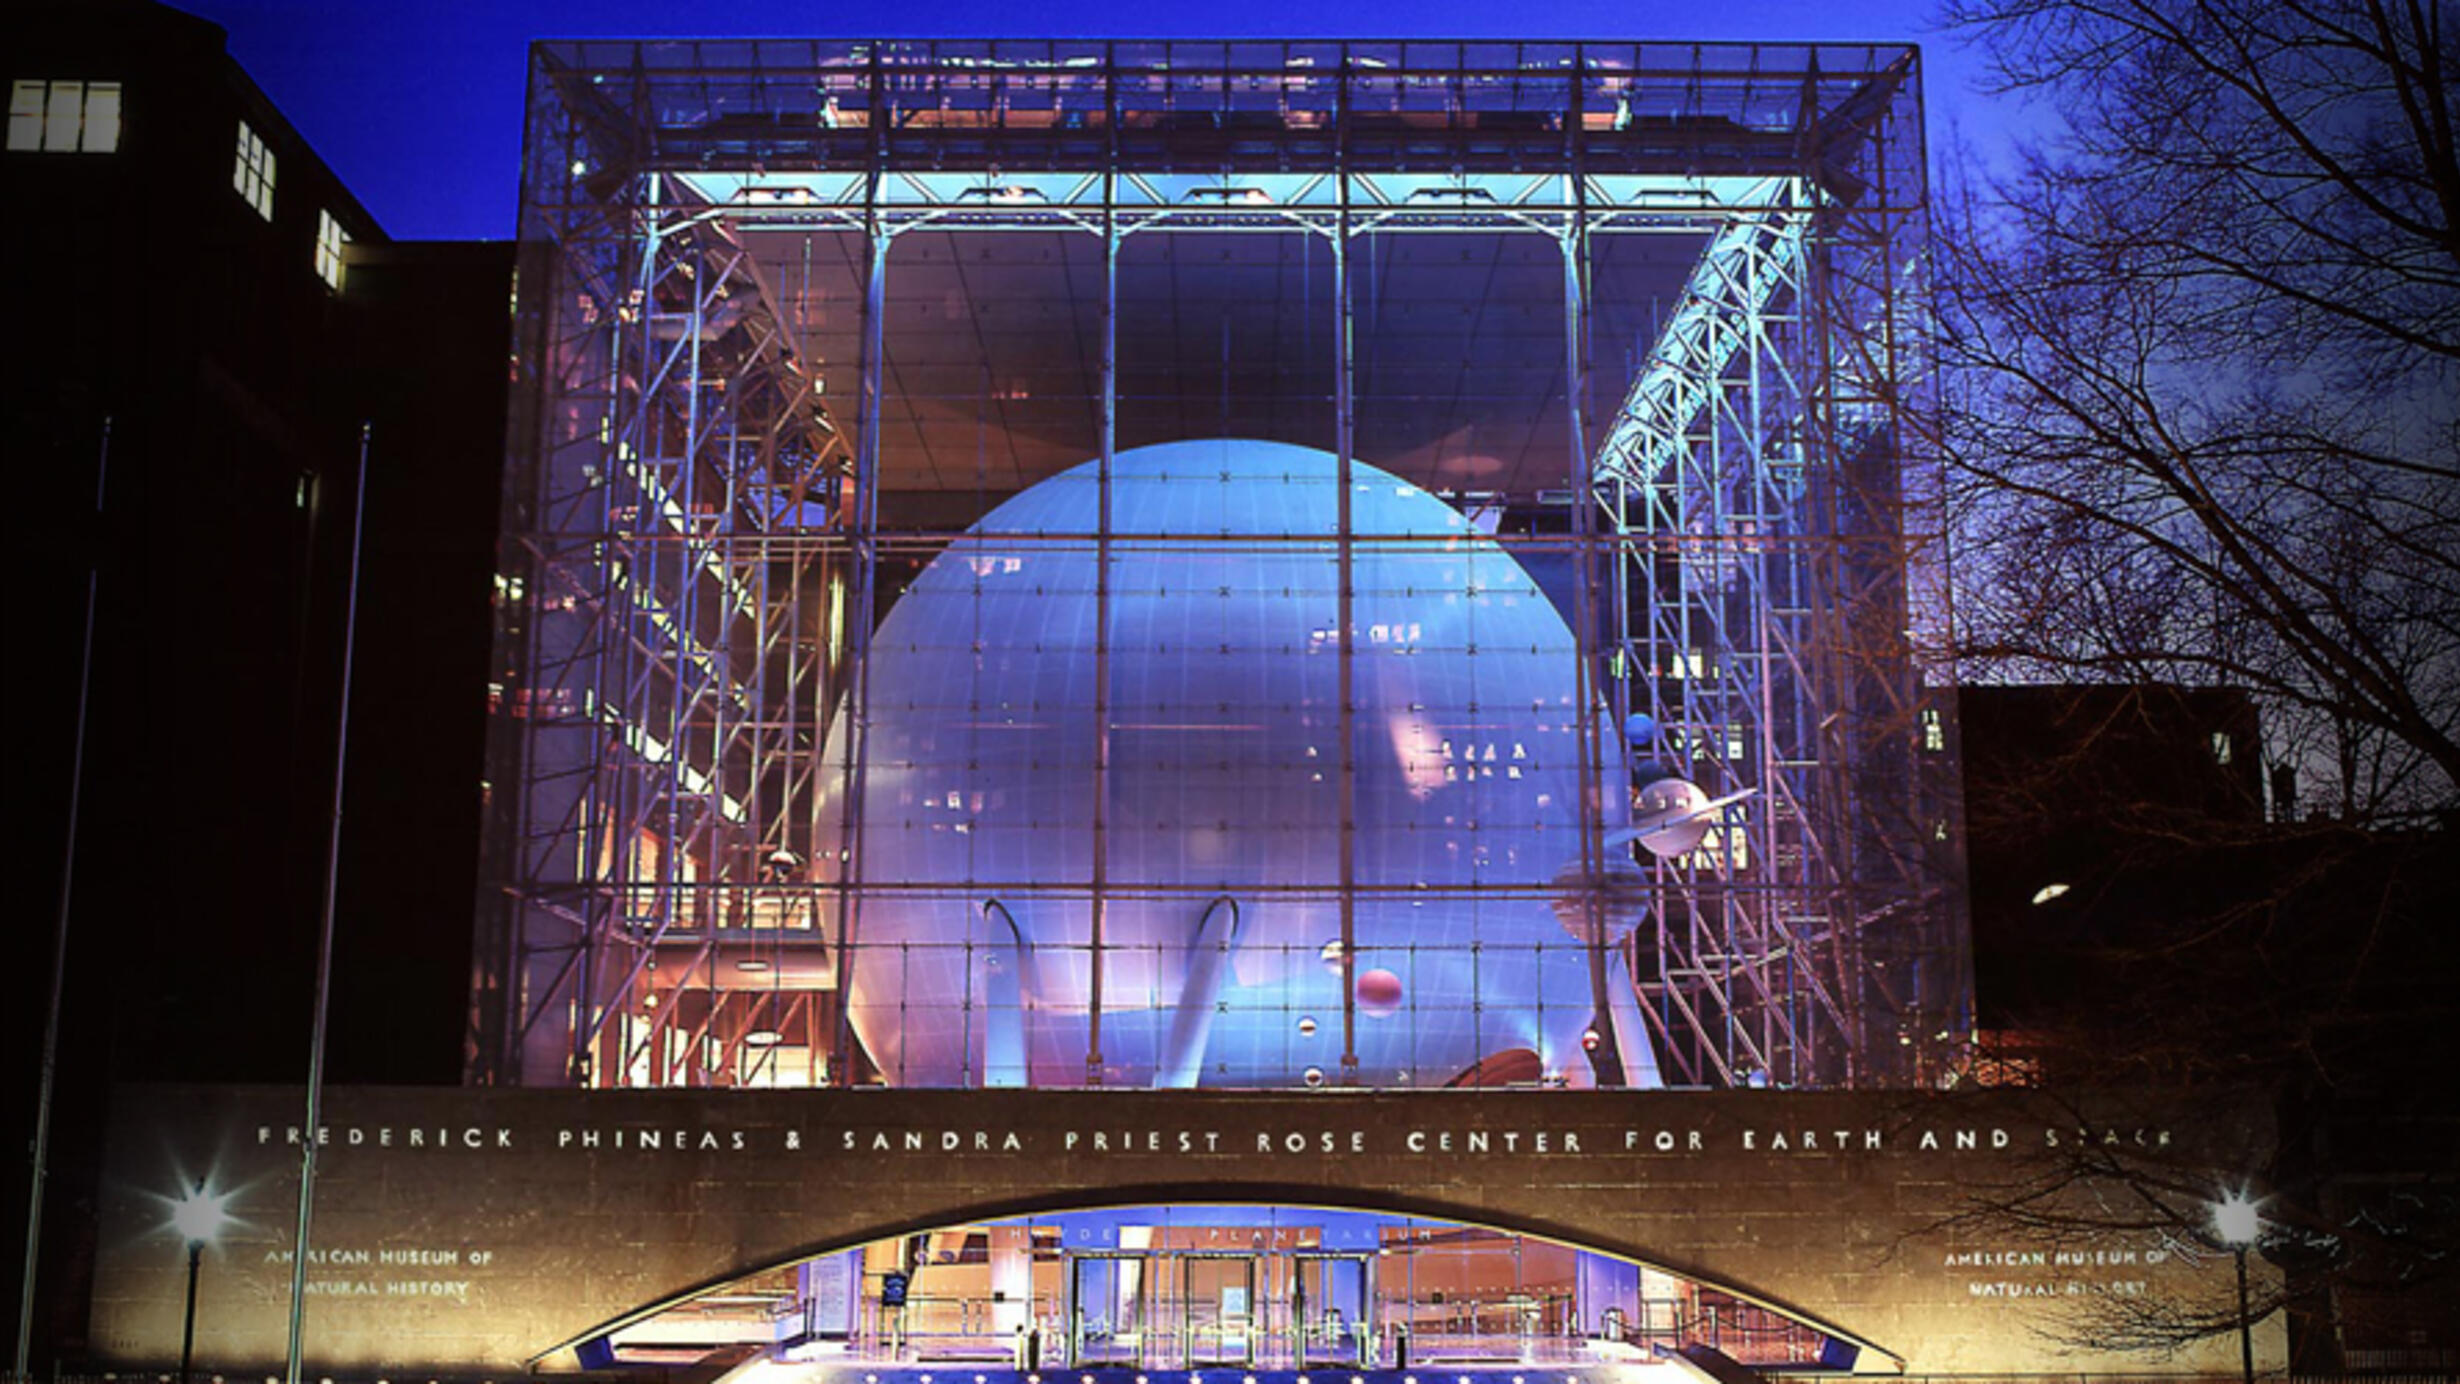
[170,0,2037,242]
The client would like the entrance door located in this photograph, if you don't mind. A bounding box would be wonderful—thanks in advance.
[1069,1254,1150,1368]
[1293,1253,1373,1367]
[1180,1255,1258,1365]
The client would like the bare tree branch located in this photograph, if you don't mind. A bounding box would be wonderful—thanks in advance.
[1929,0,2460,1358]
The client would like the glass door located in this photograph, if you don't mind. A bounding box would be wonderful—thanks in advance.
[1180,1255,1258,1365]
[1293,1253,1373,1367]
[1069,1254,1150,1368]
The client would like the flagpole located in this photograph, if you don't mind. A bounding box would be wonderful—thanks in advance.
[14,416,109,1374]
[286,423,371,1383]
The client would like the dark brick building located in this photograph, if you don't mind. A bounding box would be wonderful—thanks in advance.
[5,0,509,1355]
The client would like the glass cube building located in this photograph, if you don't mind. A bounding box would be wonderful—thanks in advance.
[472,38,1968,1098]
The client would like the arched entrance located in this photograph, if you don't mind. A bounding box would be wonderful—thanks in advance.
[578,1203,1884,1376]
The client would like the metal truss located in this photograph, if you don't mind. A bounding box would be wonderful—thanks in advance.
[1594,177,1829,1086]
[482,105,851,1083]
[472,38,1969,1090]
[1587,56,1965,1088]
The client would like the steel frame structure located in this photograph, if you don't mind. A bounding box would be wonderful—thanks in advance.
[473,38,1967,1090]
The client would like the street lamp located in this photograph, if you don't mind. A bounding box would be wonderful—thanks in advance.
[170,1181,231,1384]
[2211,1192,2262,1384]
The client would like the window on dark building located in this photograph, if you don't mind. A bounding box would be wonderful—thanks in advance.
[233,118,275,218]
[315,209,348,289]
[8,78,121,152]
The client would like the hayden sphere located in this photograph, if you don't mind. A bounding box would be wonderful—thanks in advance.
[814,439,1630,1088]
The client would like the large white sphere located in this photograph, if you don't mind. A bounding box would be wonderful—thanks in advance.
[814,439,1626,1087]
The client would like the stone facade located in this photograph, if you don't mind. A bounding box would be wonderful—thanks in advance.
[93,1085,2278,1375]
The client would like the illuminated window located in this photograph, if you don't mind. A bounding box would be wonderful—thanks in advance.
[8,79,121,153]
[1921,707,1945,752]
[314,210,349,289]
[232,120,275,219]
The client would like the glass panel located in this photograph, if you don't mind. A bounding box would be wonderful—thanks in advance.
[10,80,48,151]
[44,81,79,151]
[233,124,275,218]
[83,81,119,152]
[1181,1256,1255,1364]
[1295,1255,1371,1365]
[315,210,348,289]
[1069,1256,1149,1367]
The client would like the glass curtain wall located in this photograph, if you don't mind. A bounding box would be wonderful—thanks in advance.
[476,39,1965,1093]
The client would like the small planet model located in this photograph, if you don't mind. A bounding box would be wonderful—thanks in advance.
[1622,777,1756,860]
[1355,969,1404,1019]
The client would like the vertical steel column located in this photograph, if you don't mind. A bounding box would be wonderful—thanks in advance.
[1562,65,1619,1083]
[580,176,668,1086]
[790,225,850,1088]
[834,231,889,1080]
[1703,275,1742,1080]
[1086,44,1122,1084]
[665,224,706,1082]
[1738,219,1771,1081]
[1332,46,1359,1081]
[829,59,889,1084]
[1795,175,1859,1088]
